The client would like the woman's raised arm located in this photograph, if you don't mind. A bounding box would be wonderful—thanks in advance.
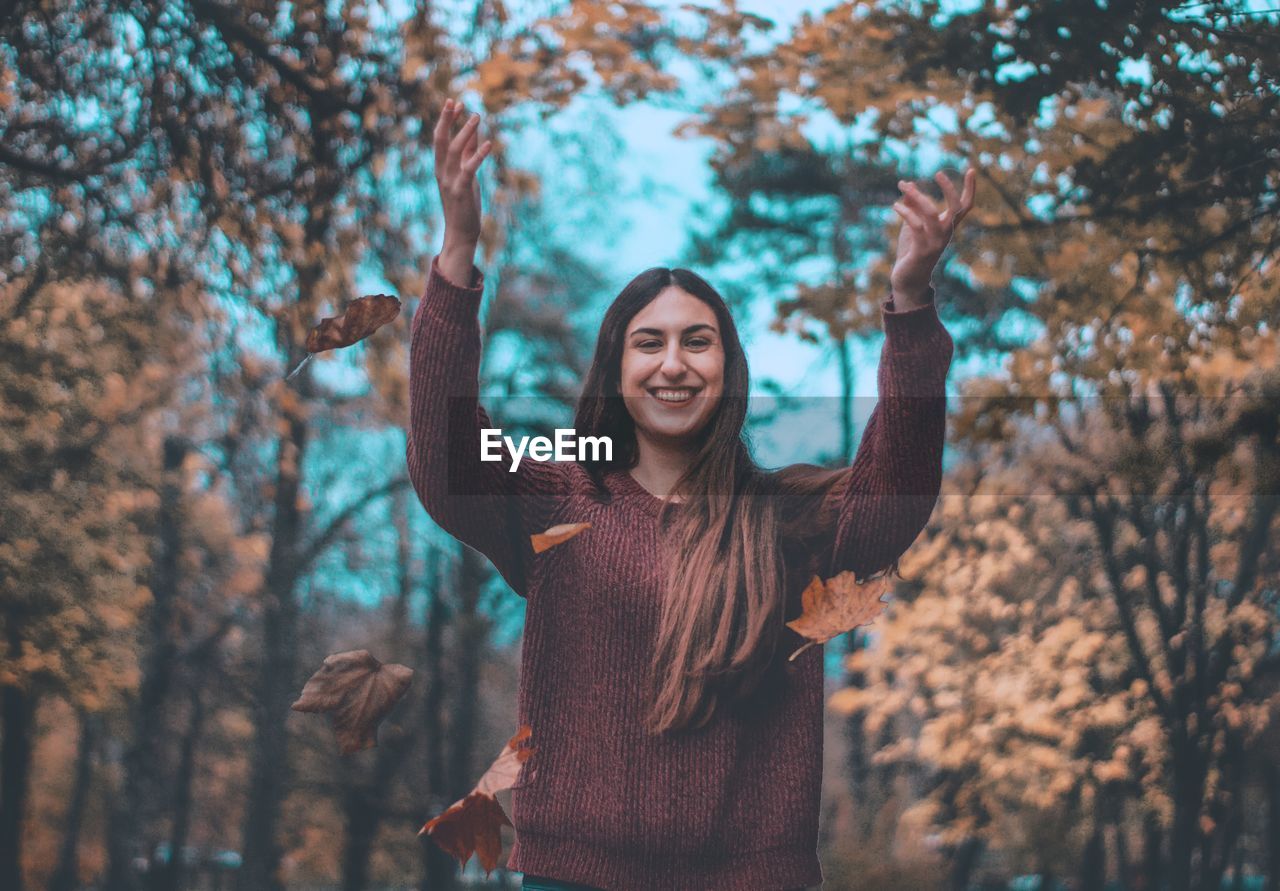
[814,289,954,580]
[813,166,972,578]
[406,100,564,599]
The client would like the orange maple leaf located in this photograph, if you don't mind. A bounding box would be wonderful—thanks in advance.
[290,650,413,755]
[420,725,537,876]
[785,566,897,661]
[530,522,591,554]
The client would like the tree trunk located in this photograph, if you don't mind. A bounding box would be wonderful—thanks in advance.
[1039,863,1056,891]
[340,786,379,891]
[419,548,457,891]
[237,378,311,891]
[1266,760,1280,891]
[421,543,489,890]
[1143,810,1164,891]
[0,673,36,891]
[339,489,418,891]
[947,835,983,891]
[1198,729,1245,891]
[1079,822,1106,891]
[157,685,205,891]
[1108,798,1131,891]
[50,709,97,891]
[338,728,423,891]
[1169,733,1209,891]
[448,545,489,803]
[1228,845,1244,891]
[106,436,188,891]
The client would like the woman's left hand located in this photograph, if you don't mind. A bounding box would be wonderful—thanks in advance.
[890,166,976,305]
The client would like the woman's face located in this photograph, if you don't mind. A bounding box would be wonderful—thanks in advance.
[619,286,725,449]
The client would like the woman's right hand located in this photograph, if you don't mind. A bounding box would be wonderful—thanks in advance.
[433,98,492,252]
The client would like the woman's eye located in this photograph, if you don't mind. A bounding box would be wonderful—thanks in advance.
[687,338,711,348]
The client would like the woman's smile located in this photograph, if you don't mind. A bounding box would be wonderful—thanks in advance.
[650,386,700,405]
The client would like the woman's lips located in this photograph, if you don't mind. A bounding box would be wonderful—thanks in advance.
[648,387,699,406]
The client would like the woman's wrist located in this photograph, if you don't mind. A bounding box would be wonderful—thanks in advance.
[889,277,933,311]
[438,236,478,286]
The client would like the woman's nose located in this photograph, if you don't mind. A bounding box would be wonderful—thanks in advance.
[660,346,688,377]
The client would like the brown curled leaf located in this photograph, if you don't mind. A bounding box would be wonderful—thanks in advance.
[530,522,591,554]
[785,566,896,661]
[291,650,414,755]
[421,791,510,875]
[304,293,402,353]
[420,724,536,876]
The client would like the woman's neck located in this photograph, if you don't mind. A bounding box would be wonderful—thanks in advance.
[630,437,696,502]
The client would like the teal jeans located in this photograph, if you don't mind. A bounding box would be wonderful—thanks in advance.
[520,875,606,890]
[521,874,806,890]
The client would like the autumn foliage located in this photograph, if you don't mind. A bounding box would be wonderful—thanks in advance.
[2,0,1277,889]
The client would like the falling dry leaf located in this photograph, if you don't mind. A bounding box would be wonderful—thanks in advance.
[305,293,401,353]
[420,724,537,876]
[291,649,414,755]
[531,522,591,554]
[785,566,897,661]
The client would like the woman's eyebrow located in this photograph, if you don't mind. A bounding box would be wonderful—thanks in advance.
[628,323,718,337]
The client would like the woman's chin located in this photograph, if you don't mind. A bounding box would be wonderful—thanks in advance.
[637,417,710,446]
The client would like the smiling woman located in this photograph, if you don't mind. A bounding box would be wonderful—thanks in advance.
[408,97,962,891]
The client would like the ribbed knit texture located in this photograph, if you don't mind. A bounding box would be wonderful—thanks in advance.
[407,254,955,891]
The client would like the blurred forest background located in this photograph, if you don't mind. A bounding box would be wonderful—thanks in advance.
[1,0,1278,889]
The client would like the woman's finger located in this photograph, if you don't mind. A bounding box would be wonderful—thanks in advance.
[457,121,478,167]
[433,99,457,167]
[462,140,492,177]
[447,114,482,176]
[893,201,924,231]
[945,168,977,228]
[960,166,977,213]
[898,181,941,227]
[935,170,962,220]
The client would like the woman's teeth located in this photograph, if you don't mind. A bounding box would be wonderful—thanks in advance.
[652,388,696,403]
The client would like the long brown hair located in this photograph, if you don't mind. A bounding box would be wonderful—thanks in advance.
[573,267,843,735]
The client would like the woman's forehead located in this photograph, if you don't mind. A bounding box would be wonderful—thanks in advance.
[627,287,718,334]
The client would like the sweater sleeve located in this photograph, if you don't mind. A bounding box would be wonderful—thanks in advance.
[405,253,566,599]
[814,286,955,580]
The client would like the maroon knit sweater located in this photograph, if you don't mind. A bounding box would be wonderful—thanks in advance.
[407,254,954,891]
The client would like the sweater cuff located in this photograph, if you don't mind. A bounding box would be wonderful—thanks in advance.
[881,285,948,352]
[423,253,485,327]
